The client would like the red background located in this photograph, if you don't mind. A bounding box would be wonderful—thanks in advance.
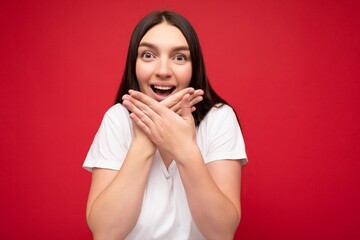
[1,0,359,239]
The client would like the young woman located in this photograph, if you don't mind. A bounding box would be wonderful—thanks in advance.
[83,10,247,240]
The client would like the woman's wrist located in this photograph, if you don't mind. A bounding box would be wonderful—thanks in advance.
[130,139,156,160]
[173,140,200,165]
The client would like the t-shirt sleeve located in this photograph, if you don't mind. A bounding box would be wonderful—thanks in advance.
[203,105,248,166]
[82,104,131,172]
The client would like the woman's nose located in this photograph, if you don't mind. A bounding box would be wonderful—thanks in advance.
[155,59,172,79]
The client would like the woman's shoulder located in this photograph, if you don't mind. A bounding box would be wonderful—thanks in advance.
[104,103,129,118]
[100,103,131,128]
[207,103,235,118]
[199,104,236,127]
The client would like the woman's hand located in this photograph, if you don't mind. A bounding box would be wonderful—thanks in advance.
[122,88,203,156]
[160,87,203,115]
[122,95,156,156]
[122,90,197,158]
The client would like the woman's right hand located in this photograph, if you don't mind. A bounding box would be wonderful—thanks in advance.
[132,121,156,153]
[123,95,157,156]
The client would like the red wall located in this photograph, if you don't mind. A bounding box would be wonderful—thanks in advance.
[1,0,359,239]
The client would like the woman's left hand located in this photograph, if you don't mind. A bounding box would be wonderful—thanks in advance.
[122,90,197,158]
[160,87,203,115]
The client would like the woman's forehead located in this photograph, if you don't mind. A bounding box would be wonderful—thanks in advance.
[139,23,188,49]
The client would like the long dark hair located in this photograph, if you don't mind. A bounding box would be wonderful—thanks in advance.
[115,10,229,126]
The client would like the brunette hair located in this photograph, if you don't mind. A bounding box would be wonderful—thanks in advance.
[115,10,228,126]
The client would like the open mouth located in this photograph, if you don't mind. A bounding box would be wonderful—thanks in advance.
[151,85,175,97]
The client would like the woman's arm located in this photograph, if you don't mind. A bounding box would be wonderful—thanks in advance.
[86,123,155,240]
[86,88,203,240]
[176,148,242,240]
[123,91,242,239]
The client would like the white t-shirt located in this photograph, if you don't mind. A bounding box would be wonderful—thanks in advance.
[83,103,247,240]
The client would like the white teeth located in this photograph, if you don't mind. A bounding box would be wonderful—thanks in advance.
[154,85,172,90]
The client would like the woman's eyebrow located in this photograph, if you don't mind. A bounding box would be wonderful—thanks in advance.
[138,42,156,49]
[173,46,190,51]
[138,42,189,51]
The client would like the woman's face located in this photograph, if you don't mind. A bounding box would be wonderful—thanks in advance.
[136,22,192,101]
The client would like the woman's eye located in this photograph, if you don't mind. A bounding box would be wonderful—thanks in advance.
[140,51,154,60]
[174,54,186,62]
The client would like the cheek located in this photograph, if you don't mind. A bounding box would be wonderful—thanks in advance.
[135,61,150,85]
[179,65,192,86]
[173,64,192,87]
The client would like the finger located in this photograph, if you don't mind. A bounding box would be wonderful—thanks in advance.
[123,95,147,114]
[129,90,164,116]
[169,101,181,113]
[189,89,204,100]
[127,91,169,130]
[129,112,151,136]
[170,91,203,114]
[176,106,196,116]
[192,89,204,97]
[161,87,194,109]
[122,94,131,101]
[189,96,203,107]
[129,94,154,115]
[181,94,193,119]
[123,99,156,130]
